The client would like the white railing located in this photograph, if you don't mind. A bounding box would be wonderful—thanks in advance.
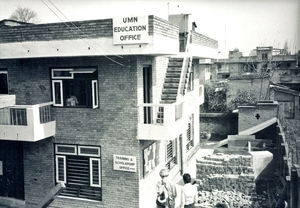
[138,102,185,140]
[138,102,183,125]
[0,102,53,125]
[177,31,193,98]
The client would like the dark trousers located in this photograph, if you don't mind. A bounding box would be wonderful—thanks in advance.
[184,203,195,208]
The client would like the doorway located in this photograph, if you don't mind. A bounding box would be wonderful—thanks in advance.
[143,66,152,123]
[0,141,24,199]
[0,71,8,94]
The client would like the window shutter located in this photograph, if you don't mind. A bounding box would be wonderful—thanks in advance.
[56,155,66,183]
[52,80,63,106]
[92,80,99,109]
[90,158,101,187]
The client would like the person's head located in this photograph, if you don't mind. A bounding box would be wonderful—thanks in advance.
[215,202,229,208]
[159,169,169,183]
[183,173,191,184]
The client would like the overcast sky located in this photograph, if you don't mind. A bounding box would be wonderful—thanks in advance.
[0,0,299,57]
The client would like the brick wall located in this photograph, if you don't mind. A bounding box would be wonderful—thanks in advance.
[196,153,256,194]
[23,137,55,208]
[190,31,218,49]
[0,16,179,44]
[0,56,141,208]
[238,103,278,133]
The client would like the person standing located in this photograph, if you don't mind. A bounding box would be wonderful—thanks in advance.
[180,173,198,208]
[156,169,177,208]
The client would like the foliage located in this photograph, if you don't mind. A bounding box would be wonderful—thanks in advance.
[228,90,258,110]
[10,7,38,23]
[203,84,227,112]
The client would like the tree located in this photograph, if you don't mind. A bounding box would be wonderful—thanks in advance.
[203,84,227,113]
[10,7,38,23]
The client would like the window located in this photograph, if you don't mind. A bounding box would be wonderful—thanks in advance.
[186,115,194,152]
[243,63,257,73]
[51,68,98,108]
[187,68,194,92]
[55,144,102,201]
[56,155,66,183]
[165,139,177,170]
[90,158,101,187]
[262,53,268,60]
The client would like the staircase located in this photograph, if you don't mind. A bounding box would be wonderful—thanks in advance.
[161,58,184,104]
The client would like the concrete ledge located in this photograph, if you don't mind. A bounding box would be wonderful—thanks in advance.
[0,197,25,208]
[0,94,15,108]
[200,113,236,118]
[249,151,273,179]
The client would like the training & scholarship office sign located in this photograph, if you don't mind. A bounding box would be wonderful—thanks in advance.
[113,154,137,172]
[113,16,149,45]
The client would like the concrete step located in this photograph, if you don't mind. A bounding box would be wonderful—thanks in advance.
[166,72,181,78]
[167,67,182,72]
[161,99,176,104]
[162,88,178,94]
[161,94,177,100]
[165,77,180,83]
[168,62,183,67]
[169,58,183,62]
[163,83,179,88]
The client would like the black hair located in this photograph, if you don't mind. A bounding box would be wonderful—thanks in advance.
[183,173,191,184]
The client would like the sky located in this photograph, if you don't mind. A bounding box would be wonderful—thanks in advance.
[0,0,299,57]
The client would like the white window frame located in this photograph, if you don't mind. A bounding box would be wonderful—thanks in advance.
[90,158,101,187]
[78,146,101,157]
[55,144,77,155]
[51,68,74,79]
[56,155,66,184]
[92,80,99,109]
[52,80,64,107]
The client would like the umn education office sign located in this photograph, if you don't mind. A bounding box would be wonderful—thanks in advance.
[113,154,137,172]
[113,16,149,45]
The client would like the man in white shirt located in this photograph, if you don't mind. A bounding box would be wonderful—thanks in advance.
[180,173,198,208]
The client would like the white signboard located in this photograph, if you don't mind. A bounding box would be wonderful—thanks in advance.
[0,161,2,176]
[113,154,137,172]
[113,16,149,45]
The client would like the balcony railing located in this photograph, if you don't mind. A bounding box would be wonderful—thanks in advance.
[138,102,185,140]
[0,102,56,142]
[137,85,204,140]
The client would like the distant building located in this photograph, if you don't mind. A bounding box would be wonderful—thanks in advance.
[0,14,218,208]
[214,46,300,108]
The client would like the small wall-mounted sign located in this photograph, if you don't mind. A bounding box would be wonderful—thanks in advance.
[113,154,137,172]
[0,161,3,176]
[113,16,149,45]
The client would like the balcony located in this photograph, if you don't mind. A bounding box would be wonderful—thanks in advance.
[0,102,56,142]
[137,85,203,140]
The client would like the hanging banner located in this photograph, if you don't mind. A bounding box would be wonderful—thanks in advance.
[143,142,159,176]
[113,16,149,45]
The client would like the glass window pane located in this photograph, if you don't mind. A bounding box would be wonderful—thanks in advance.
[54,82,62,104]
